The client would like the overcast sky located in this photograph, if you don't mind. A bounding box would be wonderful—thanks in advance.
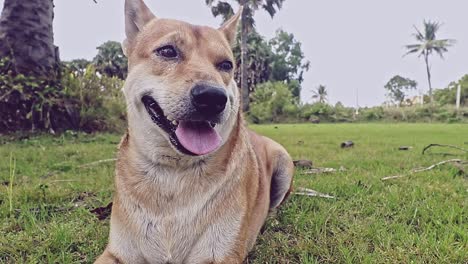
[1,0,467,106]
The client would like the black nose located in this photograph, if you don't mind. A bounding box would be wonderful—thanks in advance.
[191,84,227,116]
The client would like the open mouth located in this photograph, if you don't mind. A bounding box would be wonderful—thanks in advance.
[141,95,222,156]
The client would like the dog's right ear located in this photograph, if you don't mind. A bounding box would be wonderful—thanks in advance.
[123,0,156,56]
[219,6,243,46]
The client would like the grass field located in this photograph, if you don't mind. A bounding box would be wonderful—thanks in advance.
[1,124,467,263]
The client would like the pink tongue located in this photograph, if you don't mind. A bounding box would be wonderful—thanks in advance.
[175,121,222,155]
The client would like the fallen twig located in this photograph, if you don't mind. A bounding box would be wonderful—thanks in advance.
[48,179,82,184]
[78,158,117,168]
[422,144,468,155]
[294,187,335,199]
[304,166,346,174]
[382,159,463,180]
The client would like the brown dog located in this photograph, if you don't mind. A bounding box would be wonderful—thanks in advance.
[95,0,294,263]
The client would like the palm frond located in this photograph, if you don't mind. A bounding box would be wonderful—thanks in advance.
[405,20,455,59]
[211,1,234,22]
[412,25,425,42]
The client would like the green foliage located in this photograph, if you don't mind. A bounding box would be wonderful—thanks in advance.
[405,21,456,58]
[405,20,456,103]
[92,41,128,79]
[61,65,126,132]
[232,30,309,100]
[0,57,69,132]
[358,105,468,123]
[246,71,468,124]
[269,29,310,89]
[249,81,298,123]
[206,0,285,28]
[361,107,385,121]
[233,29,273,93]
[206,1,308,100]
[434,74,468,106]
[311,85,328,103]
[1,39,128,134]
[384,75,417,105]
[64,59,91,74]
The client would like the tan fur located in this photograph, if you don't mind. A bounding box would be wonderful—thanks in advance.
[96,1,293,263]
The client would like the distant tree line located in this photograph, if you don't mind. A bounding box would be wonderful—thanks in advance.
[0,0,465,133]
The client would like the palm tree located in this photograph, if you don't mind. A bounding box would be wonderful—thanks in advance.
[312,85,327,103]
[405,20,455,104]
[205,0,285,112]
[0,0,59,77]
[93,41,128,79]
[0,0,61,132]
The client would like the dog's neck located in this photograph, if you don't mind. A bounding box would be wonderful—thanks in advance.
[114,112,247,206]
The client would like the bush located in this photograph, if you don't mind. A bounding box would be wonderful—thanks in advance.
[0,57,73,133]
[361,107,384,121]
[249,81,299,123]
[246,78,468,124]
[61,65,126,132]
[0,57,126,134]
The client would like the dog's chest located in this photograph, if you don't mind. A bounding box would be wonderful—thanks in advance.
[125,171,244,263]
[137,210,240,263]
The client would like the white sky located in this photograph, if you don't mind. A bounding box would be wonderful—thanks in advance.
[1,0,467,106]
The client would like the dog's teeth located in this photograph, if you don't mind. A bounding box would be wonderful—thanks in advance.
[172,120,178,126]
[167,115,173,121]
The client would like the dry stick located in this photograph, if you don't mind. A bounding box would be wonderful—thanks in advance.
[294,187,336,199]
[48,179,82,184]
[304,167,346,175]
[78,158,117,168]
[422,144,468,155]
[382,159,463,181]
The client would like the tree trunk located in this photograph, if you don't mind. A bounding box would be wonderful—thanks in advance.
[0,0,69,133]
[0,0,59,77]
[424,52,433,104]
[240,1,249,112]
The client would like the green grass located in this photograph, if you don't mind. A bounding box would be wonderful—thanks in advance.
[1,124,467,263]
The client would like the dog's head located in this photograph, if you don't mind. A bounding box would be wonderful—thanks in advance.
[122,0,242,160]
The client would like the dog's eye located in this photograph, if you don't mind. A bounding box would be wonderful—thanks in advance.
[217,60,233,72]
[156,45,178,59]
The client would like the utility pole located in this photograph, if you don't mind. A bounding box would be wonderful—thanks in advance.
[456,83,461,110]
[355,88,359,116]
[419,89,424,106]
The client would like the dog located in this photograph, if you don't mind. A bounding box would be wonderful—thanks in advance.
[95,0,294,263]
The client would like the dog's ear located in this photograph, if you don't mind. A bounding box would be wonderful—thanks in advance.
[123,0,156,55]
[219,6,243,46]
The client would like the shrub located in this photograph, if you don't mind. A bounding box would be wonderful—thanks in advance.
[0,57,73,133]
[61,65,126,132]
[249,81,299,123]
[361,107,384,121]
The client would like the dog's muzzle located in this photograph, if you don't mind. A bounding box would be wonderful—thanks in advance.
[191,84,227,119]
[141,83,229,157]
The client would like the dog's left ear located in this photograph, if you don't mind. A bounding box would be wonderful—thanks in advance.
[219,7,243,46]
[123,0,156,56]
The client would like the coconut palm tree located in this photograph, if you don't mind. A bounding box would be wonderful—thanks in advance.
[205,0,285,112]
[93,41,128,79]
[312,85,327,103]
[405,20,455,104]
[0,0,59,77]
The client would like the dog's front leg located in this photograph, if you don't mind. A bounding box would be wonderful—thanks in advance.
[94,249,121,264]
